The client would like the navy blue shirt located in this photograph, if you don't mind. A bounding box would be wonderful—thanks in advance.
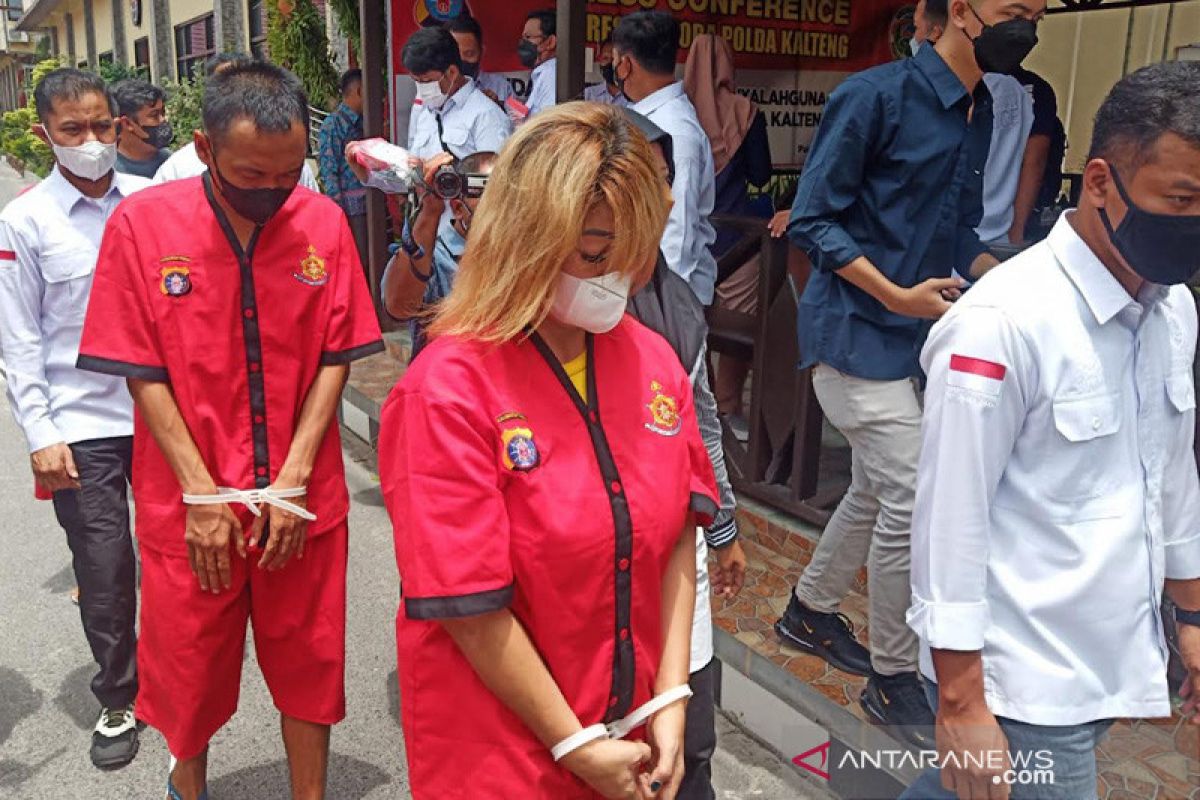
[789,45,993,381]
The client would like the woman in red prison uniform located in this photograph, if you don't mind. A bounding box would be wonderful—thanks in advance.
[75,62,383,796]
[379,103,719,800]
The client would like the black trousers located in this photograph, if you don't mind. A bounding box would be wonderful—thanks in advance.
[51,436,138,710]
[679,658,718,800]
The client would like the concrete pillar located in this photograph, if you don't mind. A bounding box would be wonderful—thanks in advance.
[213,0,245,54]
[82,0,97,69]
[111,0,128,64]
[150,0,172,80]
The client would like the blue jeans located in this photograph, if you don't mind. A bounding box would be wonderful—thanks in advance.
[898,682,1113,800]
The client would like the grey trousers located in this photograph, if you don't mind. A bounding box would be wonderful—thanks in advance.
[51,436,138,709]
[793,365,922,676]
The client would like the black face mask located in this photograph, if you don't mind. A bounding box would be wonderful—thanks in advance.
[143,121,174,150]
[460,60,480,79]
[517,40,539,69]
[967,7,1037,74]
[614,58,633,103]
[211,156,294,226]
[1098,165,1200,286]
[600,63,615,87]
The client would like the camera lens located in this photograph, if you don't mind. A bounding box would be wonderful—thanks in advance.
[433,165,463,199]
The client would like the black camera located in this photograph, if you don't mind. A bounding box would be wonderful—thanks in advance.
[428,162,490,201]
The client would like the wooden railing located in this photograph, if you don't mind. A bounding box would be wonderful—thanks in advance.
[706,215,846,527]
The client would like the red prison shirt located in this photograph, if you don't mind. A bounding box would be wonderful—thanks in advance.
[379,318,718,799]
[77,176,383,554]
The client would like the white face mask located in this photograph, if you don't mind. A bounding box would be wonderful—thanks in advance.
[415,79,448,111]
[49,134,117,182]
[550,271,632,334]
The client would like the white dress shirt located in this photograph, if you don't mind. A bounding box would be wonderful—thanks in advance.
[583,82,630,107]
[977,73,1034,243]
[527,57,557,116]
[909,213,1200,725]
[633,83,719,305]
[475,71,513,103]
[0,167,150,452]
[152,141,320,191]
[408,77,512,251]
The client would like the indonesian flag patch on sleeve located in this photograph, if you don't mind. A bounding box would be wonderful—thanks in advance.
[947,355,1007,400]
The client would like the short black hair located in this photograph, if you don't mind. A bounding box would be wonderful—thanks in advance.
[526,9,555,38]
[34,68,116,121]
[1088,61,1200,169]
[612,10,679,76]
[110,78,165,118]
[924,0,949,27]
[204,51,253,78]
[445,14,483,47]
[202,60,309,143]
[339,68,362,97]
[402,25,462,75]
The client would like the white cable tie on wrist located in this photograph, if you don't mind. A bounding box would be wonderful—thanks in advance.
[605,684,693,740]
[550,683,694,761]
[181,486,317,521]
[551,724,608,762]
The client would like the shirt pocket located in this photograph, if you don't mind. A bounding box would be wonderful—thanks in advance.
[1166,370,1195,414]
[441,125,469,158]
[40,249,95,316]
[1047,391,1125,516]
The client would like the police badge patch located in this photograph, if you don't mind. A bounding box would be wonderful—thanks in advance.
[644,380,682,437]
[160,264,192,296]
[501,426,540,471]
[294,245,329,287]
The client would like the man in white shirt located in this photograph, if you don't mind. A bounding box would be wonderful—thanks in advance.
[154,52,319,191]
[614,10,718,306]
[914,0,1034,248]
[583,37,629,108]
[903,61,1200,799]
[0,68,149,769]
[444,14,512,105]
[403,25,512,286]
[520,9,557,116]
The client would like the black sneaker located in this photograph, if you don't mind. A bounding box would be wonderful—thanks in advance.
[859,671,936,749]
[774,593,872,677]
[91,705,139,768]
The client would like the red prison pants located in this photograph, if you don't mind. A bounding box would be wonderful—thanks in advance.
[136,523,348,759]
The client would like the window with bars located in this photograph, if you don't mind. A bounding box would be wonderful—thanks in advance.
[174,13,214,80]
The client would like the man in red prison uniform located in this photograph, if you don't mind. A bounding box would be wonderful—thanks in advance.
[76,61,383,800]
[380,320,719,798]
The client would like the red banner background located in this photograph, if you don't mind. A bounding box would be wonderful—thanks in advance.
[392,0,915,77]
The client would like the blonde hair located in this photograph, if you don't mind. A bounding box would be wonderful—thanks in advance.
[429,101,672,343]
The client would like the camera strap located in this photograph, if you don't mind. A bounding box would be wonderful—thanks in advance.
[435,113,452,156]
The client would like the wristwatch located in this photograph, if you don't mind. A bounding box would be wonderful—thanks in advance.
[1174,605,1200,629]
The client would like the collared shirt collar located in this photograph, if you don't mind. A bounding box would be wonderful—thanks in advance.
[913,45,970,110]
[436,76,477,117]
[1048,211,1168,325]
[632,81,684,117]
[336,102,361,124]
[532,56,556,81]
[44,164,129,216]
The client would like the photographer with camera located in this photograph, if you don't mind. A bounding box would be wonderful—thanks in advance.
[376,150,496,357]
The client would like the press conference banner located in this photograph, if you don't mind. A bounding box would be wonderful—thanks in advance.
[391,0,917,165]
